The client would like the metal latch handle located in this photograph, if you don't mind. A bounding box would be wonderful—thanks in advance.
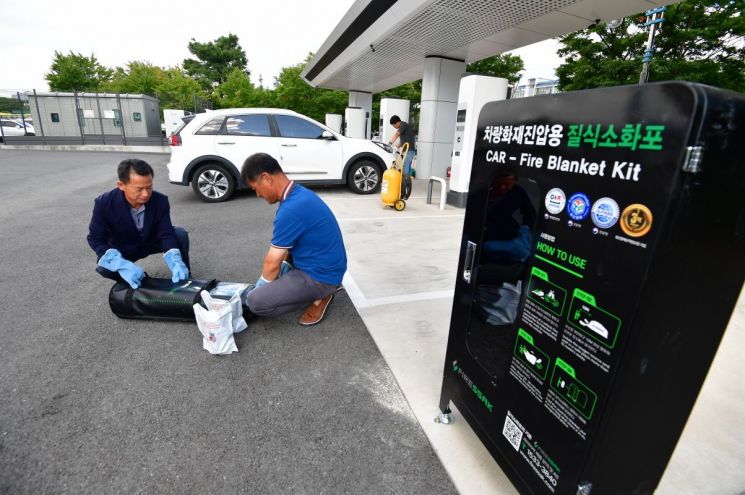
[463,241,477,284]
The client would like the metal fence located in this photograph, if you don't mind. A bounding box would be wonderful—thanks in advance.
[0,90,171,146]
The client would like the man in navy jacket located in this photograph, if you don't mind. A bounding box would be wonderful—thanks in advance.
[87,158,190,288]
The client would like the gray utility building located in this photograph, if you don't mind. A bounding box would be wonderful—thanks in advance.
[28,92,161,143]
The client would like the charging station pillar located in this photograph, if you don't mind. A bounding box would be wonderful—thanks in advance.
[348,90,372,139]
[447,75,508,208]
[418,56,466,180]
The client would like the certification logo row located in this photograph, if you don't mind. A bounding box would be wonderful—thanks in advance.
[544,188,653,238]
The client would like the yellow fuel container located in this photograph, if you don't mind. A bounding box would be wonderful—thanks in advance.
[380,143,408,211]
[381,167,403,208]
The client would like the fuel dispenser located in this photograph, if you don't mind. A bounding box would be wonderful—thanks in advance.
[448,75,508,207]
[438,82,745,494]
[379,98,410,144]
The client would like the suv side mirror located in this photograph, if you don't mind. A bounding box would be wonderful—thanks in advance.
[321,130,336,140]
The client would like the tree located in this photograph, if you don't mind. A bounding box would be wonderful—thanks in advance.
[105,62,164,95]
[157,67,209,111]
[272,54,348,121]
[183,34,249,92]
[103,62,208,112]
[45,51,112,92]
[215,68,273,109]
[556,0,745,93]
[466,53,524,85]
[0,96,19,114]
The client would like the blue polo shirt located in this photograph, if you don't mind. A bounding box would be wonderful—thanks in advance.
[271,184,347,286]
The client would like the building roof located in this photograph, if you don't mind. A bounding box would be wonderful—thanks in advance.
[302,0,678,93]
[31,92,158,100]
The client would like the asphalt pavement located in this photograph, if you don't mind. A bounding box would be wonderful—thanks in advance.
[0,150,456,494]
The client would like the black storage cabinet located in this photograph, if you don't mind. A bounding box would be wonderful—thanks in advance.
[438,82,745,494]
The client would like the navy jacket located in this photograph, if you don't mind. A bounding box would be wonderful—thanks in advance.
[87,188,179,260]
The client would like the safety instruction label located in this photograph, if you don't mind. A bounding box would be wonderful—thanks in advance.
[522,299,562,341]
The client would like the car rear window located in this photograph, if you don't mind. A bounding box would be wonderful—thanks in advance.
[225,114,271,136]
[172,121,187,136]
[274,115,324,139]
[195,117,225,135]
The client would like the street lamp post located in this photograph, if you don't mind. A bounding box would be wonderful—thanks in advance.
[639,6,667,84]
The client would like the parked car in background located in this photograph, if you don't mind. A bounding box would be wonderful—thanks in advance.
[167,108,395,202]
[0,118,35,140]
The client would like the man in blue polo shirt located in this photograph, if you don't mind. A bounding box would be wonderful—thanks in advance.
[241,153,346,326]
[87,158,190,289]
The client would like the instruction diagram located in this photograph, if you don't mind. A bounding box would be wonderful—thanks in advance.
[527,267,567,317]
[550,357,598,420]
[514,328,551,381]
[567,289,622,348]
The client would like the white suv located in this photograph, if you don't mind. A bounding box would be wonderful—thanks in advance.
[167,108,394,202]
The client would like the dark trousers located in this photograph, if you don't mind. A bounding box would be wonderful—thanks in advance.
[245,269,338,317]
[95,227,190,282]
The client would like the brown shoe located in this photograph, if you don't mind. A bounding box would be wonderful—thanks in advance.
[299,293,334,326]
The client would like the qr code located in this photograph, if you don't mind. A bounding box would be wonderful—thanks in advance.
[502,413,523,451]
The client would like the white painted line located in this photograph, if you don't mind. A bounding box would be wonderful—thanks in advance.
[342,273,454,309]
[365,290,454,308]
[341,272,369,308]
[337,214,464,222]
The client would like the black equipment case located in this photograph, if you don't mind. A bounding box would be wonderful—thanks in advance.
[109,277,216,322]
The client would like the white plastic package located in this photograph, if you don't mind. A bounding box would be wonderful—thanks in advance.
[201,291,248,334]
[209,282,250,299]
[193,302,238,355]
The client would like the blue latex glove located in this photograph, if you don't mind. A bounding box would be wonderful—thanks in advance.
[98,248,145,289]
[279,260,294,277]
[249,261,290,292]
[246,261,288,294]
[254,275,270,289]
[245,276,268,300]
[163,249,189,283]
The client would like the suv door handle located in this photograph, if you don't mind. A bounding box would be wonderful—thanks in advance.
[281,144,297,147]
[217,141,235,145]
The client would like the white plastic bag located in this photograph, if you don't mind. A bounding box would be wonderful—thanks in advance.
[193,303,238,355]
[201,291,247,334]
[209,281,250,299]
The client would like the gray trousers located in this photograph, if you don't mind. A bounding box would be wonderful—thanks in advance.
[245,269,338,317]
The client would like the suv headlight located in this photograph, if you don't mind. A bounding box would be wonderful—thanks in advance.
[373,141,394,154]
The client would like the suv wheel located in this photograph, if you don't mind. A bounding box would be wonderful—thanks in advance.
[192,163,235,202]
[347,160,381,194]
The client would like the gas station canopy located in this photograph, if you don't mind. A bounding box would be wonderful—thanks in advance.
[302,0,677,93]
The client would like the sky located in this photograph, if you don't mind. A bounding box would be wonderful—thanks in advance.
[0,0,564,97]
